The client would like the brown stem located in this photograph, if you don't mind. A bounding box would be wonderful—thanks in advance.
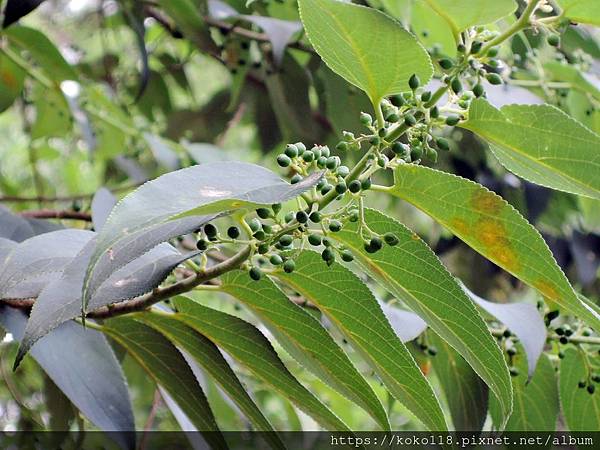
[20,210,92,222]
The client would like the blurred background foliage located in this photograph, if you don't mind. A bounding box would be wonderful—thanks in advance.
[0,0,599,435]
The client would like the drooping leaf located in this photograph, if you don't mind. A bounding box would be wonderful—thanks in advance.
[135,312,285,449]
[380,302,428,343]
[334,208,512,426]
[559,348,600,431]
[423,0,516,36]
[91,188,117,232]
[4,26,78,82]
[461,98,600,200]
[0,53,25,112]
[557,0,600,26]
[298,0,432,105]
[2,0,46,28]
[171,298,350,431]
[0,306,135,449]
[220,270,389,430]
[18,236,199,365]
[428,332,489,431]
[273,251,447,431]
[0,229,93,299]
[0,206,35,242]
[490,351,558,431]
[463,285,546,378]
[101,316,226,449]
[82,162,322,309]
[388,164,600,332]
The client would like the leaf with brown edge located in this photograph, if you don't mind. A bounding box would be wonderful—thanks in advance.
[385,164,600,332]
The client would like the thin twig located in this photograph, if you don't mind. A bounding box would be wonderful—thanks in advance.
[20,210,93,221]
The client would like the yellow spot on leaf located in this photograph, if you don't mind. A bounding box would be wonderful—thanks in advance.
[534,280,560,301]
[471,190,503,215]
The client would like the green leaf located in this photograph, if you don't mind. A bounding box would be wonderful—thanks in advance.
[170,298,350,431]
[411,1,456,56]
[102,316,227,449]
[334,208,512,426]
[543,61,600,101]
[133,312,285,450]
[423,0,516,36]
[82,162,322,309]
[557,0,600,26]
[461,98,600,200]
[428,332,489,431]
[31,86,72,140]
[0,53,25,112]
[559,348,600,431]
[298,0,432,105]
[490,351,558,431]
[219,270,389,430]
[387,164,600,331]
[273,251,447,431]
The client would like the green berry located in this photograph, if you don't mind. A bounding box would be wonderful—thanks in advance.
[204,224,217,238]
[270,254,283,265]
[420,91,432,102]
[410,145,423,161]
[196,239,209,251]
[277,154,291,167]
[272,203,282,214]
[404,114,417,127]
[386,112,400,123]
[427,346,438,356]
[369,136,380,146]
[558,351,565,359]
[320,183,333,195]
[547,34,560,47]
[290,174,303,184]
[470,40,483,54]
[438,58,453,70]
[284,212,294,223]
[279,235,293,246]
[348,210,359,222]
[588,384,596,395]
[361,178,372,190]
[390,95,405,107]
[335,181,347,194]
[249,267,262,281]
[559,336,568,345]
[409,73,420,90]
[445,115,460,126]
[370,237,383,251]
[253,230,266,241]
[227,226,240,239]
[337,165,350,178]
[487,47,499,57]
[322,237,332,247]
[509,367,519,377]
[302,151,314,162]
[360,112,373,126]
[322,248,335,262]
[348,180,361,193]
[592,374,600,383]
[262,224,273,234]
[257,243,269,254]
[486,73,503,85]
[473,83,485,98]
[320,146,330,157]
[256,208,271,219]
[578,380,587,388]
[340,250,354,262]
[248,218,261,233]
[384,232,399,246]
[436,137,450,151]
[555,327,565,336]
[336,141,348,152]
[284,144,298,158]
[308,234,322,246]
[451,78,463,94]
[296,211,309,223]
[283,259,296,273]
[430,106,439,118]
[507,347,517,356]
[391,142,408,156]
[311,145,322,158]
[309,211,322,223]
[326,156,340,170]
[329,220,343,232]
[317,156,328,168]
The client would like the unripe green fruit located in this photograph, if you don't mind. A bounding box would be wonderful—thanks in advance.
[320,146,331,157]
[308,234,322,246]
[322,237,332,247]
[470,40,483,54]
[337,165,350,178]
[283,259,296,273]
[427,347,438,356]
[284,212,294,223]
[272,203,282,214]
[258,243,269,254]
[256,208,271,219]
[361,178,372,190]
[302,151,314,162]
[335,181,347,194]
[248,218,261,233]
[341,250,354,262]
[320,183,333,195]
[348,180,361,193]
[336,141,348,151]
[349,210,359,222]
[378,128,387,138]
[309,211,322,223]
[547,34,560,47]
[588,384,596,395]
[279,235,293,246]
[329,220,343,232]
[592,374,600,383]
[436,137,450,151]
[451,78,463,94]
[322,248,335,262]
[204,224,217,238]
[277,154,291,167]
[317,156,328,168]
[227,226,240,239]
[438,58,453,70]
[487,47,499,57]
[249,267,262,281]
[404,114,417,127]
[290,174,303,184]
[473,83,485,98]
[386,112,400,123]
[296,211,309,223]
[262,224,273,234]
[509,367,519,377]
[370,237,383,251]
[384,232,399,246]
[507,347,517,356]
[410,145,423,160]
[558,351,565,359]
[253,230,266,241]
[409,73,420,90]
[369,136,380,146]
[377,155,388,168]
[360,112,373,126]
[326,156,340,170]
[390,94,405,107]
[420,91,432,102]
[559,336,568,345]
[270,254,283,265]
[295,142,306,153]
[284,144,298,158]
[430,106,439,118]
[196,239,209,251]
[311,145,322,158]
[578,380,587,388]
[555,327,565,336]
[486,73,503,85]
[445,115,460,126]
